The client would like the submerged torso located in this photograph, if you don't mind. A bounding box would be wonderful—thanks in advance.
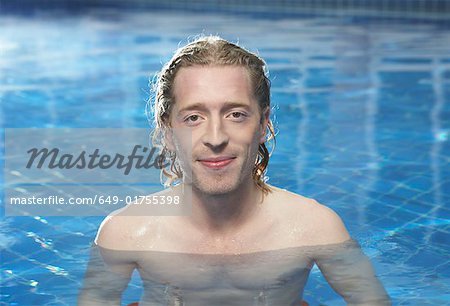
[88,238,390,305]
[135,247,313,305]
[96,244,317,305]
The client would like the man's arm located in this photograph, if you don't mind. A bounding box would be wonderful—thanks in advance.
[310,203,391,305]
[78,216,137,305]
[314,239,391,305]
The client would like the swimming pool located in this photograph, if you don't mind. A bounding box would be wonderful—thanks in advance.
[1,5,449,306]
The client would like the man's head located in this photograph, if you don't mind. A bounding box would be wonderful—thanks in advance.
[151,35,275,194]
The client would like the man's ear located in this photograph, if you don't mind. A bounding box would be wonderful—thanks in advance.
[259,106,270,144]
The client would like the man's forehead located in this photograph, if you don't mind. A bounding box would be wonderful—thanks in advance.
[172,65,255,106]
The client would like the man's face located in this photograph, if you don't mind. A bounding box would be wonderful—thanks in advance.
[169,65,268,195]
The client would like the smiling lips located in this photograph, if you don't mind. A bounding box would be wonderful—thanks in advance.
[198,157,236,169]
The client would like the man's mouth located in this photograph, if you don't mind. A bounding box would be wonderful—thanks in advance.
[198,156,236,170]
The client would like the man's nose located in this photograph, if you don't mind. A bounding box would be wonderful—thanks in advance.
[202,117,229,149]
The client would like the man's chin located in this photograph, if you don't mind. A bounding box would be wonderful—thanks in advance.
[191,179,239,196]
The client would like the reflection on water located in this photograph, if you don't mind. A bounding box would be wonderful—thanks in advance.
[1,8,449,306]
[79,240,390,305]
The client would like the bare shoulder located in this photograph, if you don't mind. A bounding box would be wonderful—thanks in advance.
[95,189,171,250]
[95,210,147,251]
[268,186,351,246]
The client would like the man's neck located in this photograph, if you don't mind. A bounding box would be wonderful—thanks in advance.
[186,182,264,238]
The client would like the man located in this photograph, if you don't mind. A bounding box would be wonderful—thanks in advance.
[79,36,390,305]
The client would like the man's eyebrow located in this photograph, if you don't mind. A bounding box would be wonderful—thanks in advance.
[177,103,208,113]
[177,102,251,113]
[222,102,252,111]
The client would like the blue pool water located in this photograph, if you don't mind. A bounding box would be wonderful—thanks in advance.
[1,7,450,306]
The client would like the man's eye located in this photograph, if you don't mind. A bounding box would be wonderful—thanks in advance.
[185,115,199,122]
[229,112,246,120]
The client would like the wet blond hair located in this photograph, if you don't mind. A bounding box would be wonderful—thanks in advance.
[149,35,275,194]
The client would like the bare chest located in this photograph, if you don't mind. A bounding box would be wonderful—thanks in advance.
[147,217,309,255]
[135,247,314,294]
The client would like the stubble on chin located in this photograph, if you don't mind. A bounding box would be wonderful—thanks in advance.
[190,161,256,196]
[190,171,238,196]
